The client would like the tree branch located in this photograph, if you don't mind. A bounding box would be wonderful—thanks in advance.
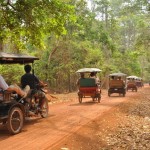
[7,0,17,11]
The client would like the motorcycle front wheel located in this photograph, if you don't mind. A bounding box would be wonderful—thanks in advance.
[40,98,49,118]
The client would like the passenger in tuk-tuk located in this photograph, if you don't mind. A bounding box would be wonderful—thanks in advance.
[127,78,136,84]
[109,76,115,87]
[117,76,125,87]
[109,76,125,88]
[90,72,100,86]
[0,75,30,98]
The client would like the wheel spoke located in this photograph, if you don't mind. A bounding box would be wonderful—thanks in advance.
[11,111,22,131]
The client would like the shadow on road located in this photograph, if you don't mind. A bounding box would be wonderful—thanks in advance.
[0,114,54,137]
[69,100,99,106]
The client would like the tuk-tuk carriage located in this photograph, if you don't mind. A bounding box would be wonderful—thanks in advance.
[0,52,49,134]
[127,75,138,92]
[76,68,101,103]
[136,77,144,88]
[108,72,126,97]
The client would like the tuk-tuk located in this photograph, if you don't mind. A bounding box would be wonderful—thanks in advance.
[136,77,144,88]
[108,72,126,97]
[76,68,101,103]
[0,52,49,134]
[126,75,138,92]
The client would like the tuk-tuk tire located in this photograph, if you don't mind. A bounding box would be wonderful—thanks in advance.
[78,96,82,103]
[92,97,95,101]
[7,107,24,135]
[98,96,101,103]
[96,94,101,103]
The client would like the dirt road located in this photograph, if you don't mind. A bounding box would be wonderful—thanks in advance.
[0,86,149,150]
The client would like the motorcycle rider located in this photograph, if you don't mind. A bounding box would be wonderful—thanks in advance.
[21,64,47,110]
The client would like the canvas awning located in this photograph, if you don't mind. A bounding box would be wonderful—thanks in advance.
[76,68,102,73]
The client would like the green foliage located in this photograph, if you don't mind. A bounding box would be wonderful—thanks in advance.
[0,64,24,85]
[0,0,76,50]
[0,0,149,92]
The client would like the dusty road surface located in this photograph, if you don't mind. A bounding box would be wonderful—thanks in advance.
[0,85,149,150]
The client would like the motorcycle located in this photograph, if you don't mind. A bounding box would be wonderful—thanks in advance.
[24,84,49,118]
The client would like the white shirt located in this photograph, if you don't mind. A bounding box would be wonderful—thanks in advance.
[0,75,9,90]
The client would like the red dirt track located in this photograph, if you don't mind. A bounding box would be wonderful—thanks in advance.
[0,85,149,150]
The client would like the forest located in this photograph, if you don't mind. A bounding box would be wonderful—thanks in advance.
[0,0,149,93]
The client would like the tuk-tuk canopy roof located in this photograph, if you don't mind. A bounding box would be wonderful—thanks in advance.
[109,72,127,77]
[0,52,39,64]
[127,75,138,79]
[76,68,102,73]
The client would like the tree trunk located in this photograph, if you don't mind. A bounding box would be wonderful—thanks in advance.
[0,38,3,51]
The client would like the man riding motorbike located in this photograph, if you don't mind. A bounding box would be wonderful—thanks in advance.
[21,65,47,110]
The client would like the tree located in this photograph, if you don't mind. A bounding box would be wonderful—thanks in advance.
[0,0,76,50]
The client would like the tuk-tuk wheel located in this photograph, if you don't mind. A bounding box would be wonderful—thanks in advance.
[98,96,101,103]
[92,97,95,101]
[96,94,101,103]
[40,98,49,118]
[7,107,24,135]
[108,92,110,97]
[78,96,82,103]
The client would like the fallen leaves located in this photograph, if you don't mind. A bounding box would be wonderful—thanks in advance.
[102,88,150,150]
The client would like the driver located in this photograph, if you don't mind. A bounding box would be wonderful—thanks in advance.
[21,64,47,109]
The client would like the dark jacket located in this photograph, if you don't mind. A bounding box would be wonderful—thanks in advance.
[21,73,40,89]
